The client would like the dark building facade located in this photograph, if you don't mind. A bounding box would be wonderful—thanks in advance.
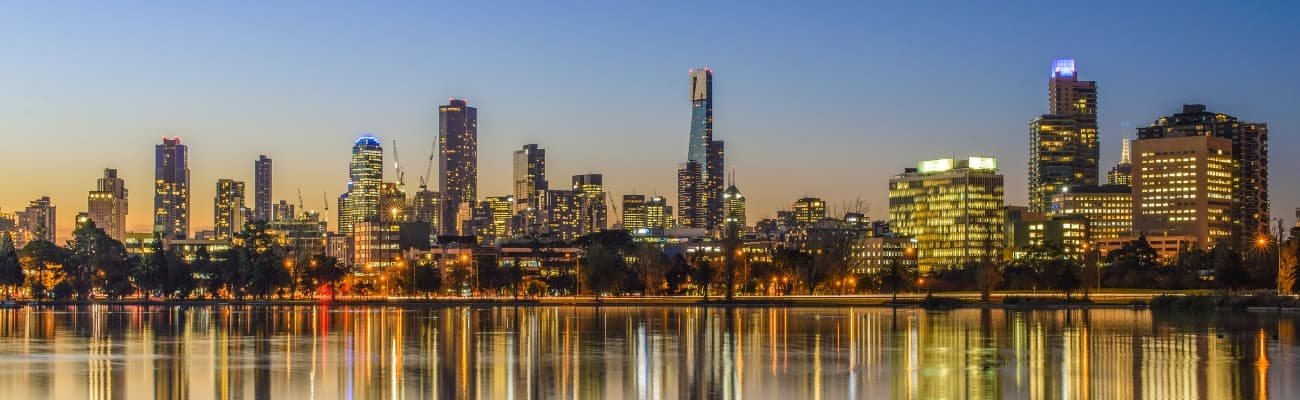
[254,155,272,222]
[438,99,478,236]
[154,137,190,239]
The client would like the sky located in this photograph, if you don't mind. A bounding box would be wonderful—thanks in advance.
[1,0,1297,242]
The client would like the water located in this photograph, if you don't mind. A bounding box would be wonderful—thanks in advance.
[0,305,1296,399]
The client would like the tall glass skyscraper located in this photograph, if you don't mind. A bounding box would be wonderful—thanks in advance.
[254,155,272,222]
[1029,58,1099,213]
[678,67,724,230]
[513,144,547,213]
[439,99,478,235]
[341,135,383,236]
[154,137,190,239]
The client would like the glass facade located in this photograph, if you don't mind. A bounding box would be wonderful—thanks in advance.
[341,135,383,236]
[154,137,189,239]
[254,155,272,222]
[213,179,245,240]
[1030,59,1099,213]
[679,68,724,230]
[1051,185,1132,241]
[438,99,478,236]
[889,158,1005,271]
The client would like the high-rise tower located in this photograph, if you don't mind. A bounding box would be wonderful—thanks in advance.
[1135,104,1268,249]
[572,174,607,234]
[513,144,547,212]
[254,155,272,221]
[87,168,128,241]
[1028,58,1099,213]
[154,137,190,239]
[438,99,478,235]
[340,135,383,236]
[1106,137,1132,186]
[214,179,246,240]
[678,67,725,229]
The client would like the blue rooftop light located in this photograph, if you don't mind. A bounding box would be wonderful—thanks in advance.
[1052,58,1075,78]
[354,133,380,146]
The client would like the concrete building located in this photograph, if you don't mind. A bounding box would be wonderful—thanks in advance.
[1131,134,1234,249]
[213,179,246,240]
[722,184,746,230]
[1050,185,1132,241]
[793,197,826,226]
[15,196,56,247]
[572,174,606,234]
[849,236,916,275]
[621,194,647,234]
[1137,104,1268,249]
[1107,138,1132,186]
[889,157,1004,271]
[87,168,128,241]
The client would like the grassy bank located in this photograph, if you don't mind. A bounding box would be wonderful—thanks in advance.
[1148,293,1300,313]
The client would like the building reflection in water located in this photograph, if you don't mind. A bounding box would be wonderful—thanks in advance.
[0,305,1298,399]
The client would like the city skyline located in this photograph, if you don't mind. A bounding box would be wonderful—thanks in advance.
[2,1,1297,242]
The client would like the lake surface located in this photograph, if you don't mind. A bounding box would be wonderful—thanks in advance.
[0,305,1296,399]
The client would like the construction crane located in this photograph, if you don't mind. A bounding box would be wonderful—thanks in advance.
[296,188,305,218]
[322,191,330,224]
[419,139,436,191]
[392,139,405,188]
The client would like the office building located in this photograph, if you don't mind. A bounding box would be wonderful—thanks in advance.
[1131,134,1234,249]
[849,237,916,275]
[15,196,56,247]
[1050,185,1132,241]
[722,184,746,230]
[87,168,128,241]
[272,200,295,222]
[1006,212,1090,260]
[1137,104,1268,249]
[482,195,515,243]
[352,221,400,269]
[889,157,1005,271]
[677,68,725,230]
[410,189,440,233]
[542,190,581,242]
[572,174,606,234]
[438,99,478,235]
[793,197,826,226]
[513,144,547,212]
[154,137,190,239]
[646,196,671,233]
[340,135,383,235]
[622,194,647,233]
[253,155,272,221]
[1028,58,1099,213]
[1107,138,1132,186]
[214,179,246,240]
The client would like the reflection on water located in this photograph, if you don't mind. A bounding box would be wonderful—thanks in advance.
[0,305,1296,399]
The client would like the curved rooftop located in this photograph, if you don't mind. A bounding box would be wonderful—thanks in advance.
[354,134,381,146]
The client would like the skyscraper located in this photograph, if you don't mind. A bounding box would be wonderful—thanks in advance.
[87,168,128,241]
[341,135,383,236]
[572,174,607,234]
[1107,137,1132,186]
[722,184,746,229]
[678,68,725,230]
[889,157,1005,272]
[1131,135,1234,249]
[1028,58,1099,213]
[513,144,547,213]
[254,155,272,222]
[154,137,190,239]
[542,190,581,241]
[438,99,478,235]
[621,194,647,234]
[793,197,826,226]
[646,196,671,233]
[1136,104,1268,249]
[15,196,56,248]
[214,179,246,240]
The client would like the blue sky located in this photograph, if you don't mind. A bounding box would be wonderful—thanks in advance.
[1,0,1297,240]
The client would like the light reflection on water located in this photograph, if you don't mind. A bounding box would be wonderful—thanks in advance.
[0,305,1296,399]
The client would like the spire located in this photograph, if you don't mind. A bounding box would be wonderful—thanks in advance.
[1120,135,1131,165]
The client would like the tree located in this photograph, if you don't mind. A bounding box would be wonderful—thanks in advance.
[582,244,625,300]
[629,244,671,296]
[875,258,913,303]
[21,239,69,296]
[309,255,349,300]
[1212,245,1250,291]
[692,259,715,301]
[412,260,441,298]
[0,233,24,297]
[1054,264,1082,300]
[1280,239,1298,295]
[234,221,288,299]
